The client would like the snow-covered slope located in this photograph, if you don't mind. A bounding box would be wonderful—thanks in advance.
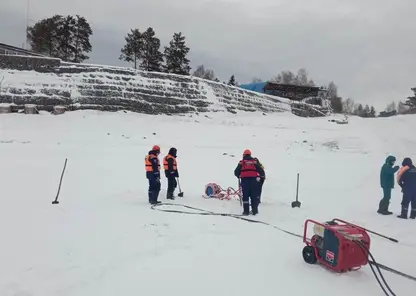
[0,57,297,114]
[1,110,415,296]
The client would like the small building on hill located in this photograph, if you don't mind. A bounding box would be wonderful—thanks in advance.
[239,81,330,117]
[0,43,45,57]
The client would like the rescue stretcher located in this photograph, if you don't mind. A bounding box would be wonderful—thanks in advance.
[202,182,242,202]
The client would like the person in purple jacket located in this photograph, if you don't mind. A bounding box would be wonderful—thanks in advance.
[397,158,416,219]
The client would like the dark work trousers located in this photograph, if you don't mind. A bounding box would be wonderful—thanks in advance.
[148,176,161,204]
[167,176,177,198]
[241,178,259,214]
[401,192,416,210]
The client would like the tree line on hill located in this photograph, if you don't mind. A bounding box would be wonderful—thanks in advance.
[25,14,416,116]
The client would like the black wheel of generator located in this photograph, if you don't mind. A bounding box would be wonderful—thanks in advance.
[302,246,317,264]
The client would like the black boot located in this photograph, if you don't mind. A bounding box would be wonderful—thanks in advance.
[377,199,391,215]
[166,192,175,200]
[242,203,250,215]
[151,191,161,205]
[385,202,393,215]
[148,191,152,204]
[397,207,408,219]
[410,209,416,219]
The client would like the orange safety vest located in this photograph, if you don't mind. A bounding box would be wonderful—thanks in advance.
[145,154,160,172]
[163,154,177,171]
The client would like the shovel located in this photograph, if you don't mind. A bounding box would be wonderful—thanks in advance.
[291,173,301,208]
[52,158,68,204]
[177,178,184,197]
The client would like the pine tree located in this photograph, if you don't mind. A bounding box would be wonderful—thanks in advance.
[57,15,76,61]
[370,106,376,117]
[362,104,370,117]
[355,104,363,116]
[27,14,92,62]
[405,87,416,109]
[27,15,62,57]
[72,15,93,62]
[330,97,343,113]
[228,75,236,86]
[119,28,143,69]
[163,32,191,75]
[140,27,164,72]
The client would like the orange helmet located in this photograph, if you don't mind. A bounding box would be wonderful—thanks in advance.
[152,145,160,152]
[243,149,251,155]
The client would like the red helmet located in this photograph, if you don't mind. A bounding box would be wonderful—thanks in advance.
[152,145,160,152]
[243,149,251,155]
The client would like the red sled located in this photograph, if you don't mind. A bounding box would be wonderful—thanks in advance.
[202,183,242,202]
[302,218,370,273]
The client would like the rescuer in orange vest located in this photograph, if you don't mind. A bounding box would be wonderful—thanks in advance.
[234,149,265,215]
[163,147,179,200]
[145,145,161,205]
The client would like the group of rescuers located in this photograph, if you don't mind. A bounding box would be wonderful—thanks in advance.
[146,145,416,218]
[145,145,265,215]
[379,156,416,219]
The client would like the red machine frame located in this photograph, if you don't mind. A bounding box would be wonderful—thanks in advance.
[303,218,370,273]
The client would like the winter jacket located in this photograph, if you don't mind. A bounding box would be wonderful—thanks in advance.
[163,147,179,178]
[254,157,266,179]
[397,158,416,194]
[380,155,399,189]
[145,150,160,179]
[234,155,265,179]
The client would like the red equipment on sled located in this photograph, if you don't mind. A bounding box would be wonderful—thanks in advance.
[202,183,242,201]
[302,218,371,273]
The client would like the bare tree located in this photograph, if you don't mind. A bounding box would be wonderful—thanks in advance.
[397,101,409,114]
[343,98,355,114]
[296,68,308,86]
[385,101,397,112]
[192,64,216,80]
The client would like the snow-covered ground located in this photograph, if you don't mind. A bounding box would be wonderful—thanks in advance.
[0,110,415,296]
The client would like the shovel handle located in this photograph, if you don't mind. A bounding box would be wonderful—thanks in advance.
[296,173,299,202]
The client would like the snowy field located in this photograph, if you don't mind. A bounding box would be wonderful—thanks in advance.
[0,110,415,296]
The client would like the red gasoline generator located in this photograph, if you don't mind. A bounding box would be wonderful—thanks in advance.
[302,218,371,272]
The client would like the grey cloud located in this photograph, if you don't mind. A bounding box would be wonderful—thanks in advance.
[2,0,416,110]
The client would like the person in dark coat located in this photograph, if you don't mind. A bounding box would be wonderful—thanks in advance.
[397,158,416,219]
[163,147,179,200]
[254,157,266,203]
[234,149,265,215]
[378,155,399,215]
[145,145,161,205]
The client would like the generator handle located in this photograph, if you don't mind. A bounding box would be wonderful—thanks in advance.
[303,219,329,244]
[331,218,398,243]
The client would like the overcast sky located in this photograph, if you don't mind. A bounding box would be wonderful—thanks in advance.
[1,0,415,110]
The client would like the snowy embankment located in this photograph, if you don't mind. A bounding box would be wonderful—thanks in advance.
[0,59,295,114]
[0,110,415,295]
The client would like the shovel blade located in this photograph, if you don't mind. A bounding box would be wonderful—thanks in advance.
[52,200,59,204]
[178,192,184,197]
[291,201,301,208]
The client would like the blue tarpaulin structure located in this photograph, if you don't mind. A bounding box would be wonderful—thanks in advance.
[239,82,266,93]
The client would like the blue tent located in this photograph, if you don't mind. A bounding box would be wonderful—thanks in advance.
[239,82,266,93]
